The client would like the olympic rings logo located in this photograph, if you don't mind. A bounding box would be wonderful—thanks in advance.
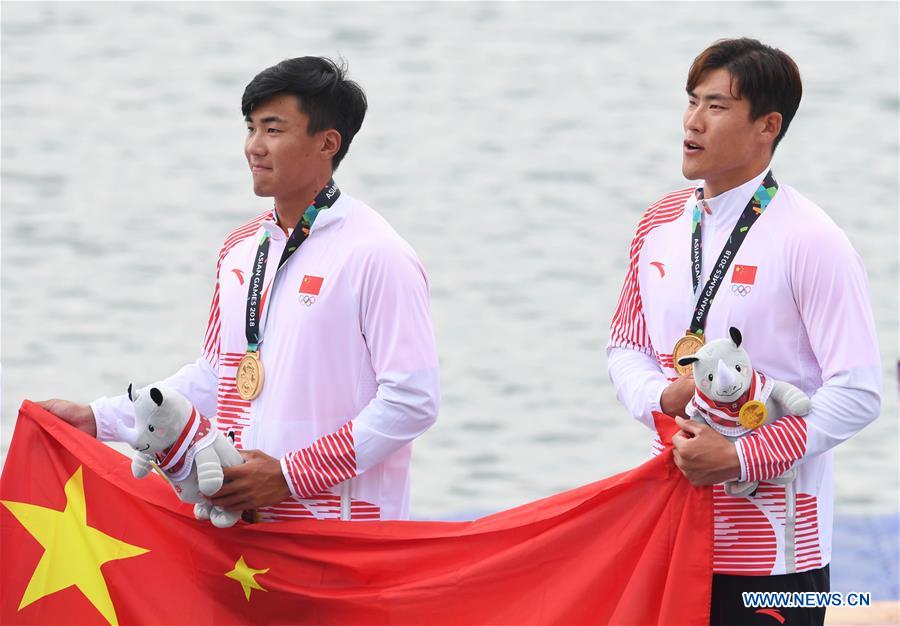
[731,284,752,297]
[298,294,317,307]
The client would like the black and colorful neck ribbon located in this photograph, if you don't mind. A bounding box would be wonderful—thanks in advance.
[245,179,341,350]
[688,171,777,336]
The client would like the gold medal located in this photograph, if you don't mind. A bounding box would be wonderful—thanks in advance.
[739,400,767,430]
[236,351,264,401]
[673,331,705,377]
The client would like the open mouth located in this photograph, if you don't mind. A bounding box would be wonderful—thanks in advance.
[684,140,704,154]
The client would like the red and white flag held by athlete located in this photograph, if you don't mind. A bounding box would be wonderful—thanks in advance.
[1,402,712,625]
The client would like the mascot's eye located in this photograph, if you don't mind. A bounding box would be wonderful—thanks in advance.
[735,364,742,372]
[148,425,155,433]
[707,373,714,381]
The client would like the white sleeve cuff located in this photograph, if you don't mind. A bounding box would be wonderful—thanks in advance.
[733,438,749,482]
[607,347,670,431]
[279,455,301,500]
[645,378,669,420]
[89,394,135,442]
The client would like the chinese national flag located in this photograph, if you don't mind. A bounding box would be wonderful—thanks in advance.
[1,402,712,625]
[731,264,758,285]
[299,275,324,295]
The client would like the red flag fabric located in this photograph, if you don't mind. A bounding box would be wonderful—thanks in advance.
[1,402,712,625]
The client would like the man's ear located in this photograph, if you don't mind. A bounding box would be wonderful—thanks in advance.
[758,111,782,148]
[320,129,342,162]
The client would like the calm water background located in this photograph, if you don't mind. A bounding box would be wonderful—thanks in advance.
[2,1,897,517]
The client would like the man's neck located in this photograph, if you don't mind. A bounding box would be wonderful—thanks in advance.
[275,178,332,231]
[275,201,309,233]
[703,160,771,199]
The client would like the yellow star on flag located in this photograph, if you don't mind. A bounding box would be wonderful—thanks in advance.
[225,555,269,601]
[1,465,149,626]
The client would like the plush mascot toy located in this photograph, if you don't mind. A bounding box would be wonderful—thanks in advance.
[117,384,243,528]
[676,327,811,497]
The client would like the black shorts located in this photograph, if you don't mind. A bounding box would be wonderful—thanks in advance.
[710,564,830,626]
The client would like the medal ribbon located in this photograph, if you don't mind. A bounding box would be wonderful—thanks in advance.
[244,179,341,351]
[688,170,777,336]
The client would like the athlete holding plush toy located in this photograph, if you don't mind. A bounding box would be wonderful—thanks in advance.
[607,39,882,625]
[677,326,811,498]
[39,57,440,525]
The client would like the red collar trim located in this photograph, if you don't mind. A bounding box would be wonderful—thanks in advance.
[695,371,758,418]
[157,408,198,467]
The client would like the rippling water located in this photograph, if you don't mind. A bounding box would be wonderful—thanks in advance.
[2,2,897,516]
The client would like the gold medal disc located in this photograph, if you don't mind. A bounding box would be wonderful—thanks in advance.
[236,351,264,401]
[673,332,705,377]
[739,400,767,430]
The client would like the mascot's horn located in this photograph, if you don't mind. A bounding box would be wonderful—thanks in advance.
[729,326,743,348]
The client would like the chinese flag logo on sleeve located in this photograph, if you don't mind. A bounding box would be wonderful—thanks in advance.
[732,264,758,285]
[299,275,324,295]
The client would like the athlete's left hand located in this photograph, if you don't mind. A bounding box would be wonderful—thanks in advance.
[672,417,741,485]
[209,449,292,511]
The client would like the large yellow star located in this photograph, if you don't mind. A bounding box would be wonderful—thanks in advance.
[1,466,149,625]
[225,555,269,601]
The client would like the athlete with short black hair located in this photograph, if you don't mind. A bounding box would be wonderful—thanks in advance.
[607,38,881,626]
[40,56,440,522]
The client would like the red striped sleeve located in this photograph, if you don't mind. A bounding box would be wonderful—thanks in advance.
[735,416,808,482]
[608,188,692,356]
[281,422,357,499]
[201,210,275,368]
[201,268,222,368]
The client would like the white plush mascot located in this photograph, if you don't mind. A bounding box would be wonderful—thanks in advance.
[117,384,243,528]
[676,327,811,497]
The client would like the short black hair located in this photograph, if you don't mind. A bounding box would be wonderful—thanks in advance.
[242,57,367,170]
[687,38,802,152]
